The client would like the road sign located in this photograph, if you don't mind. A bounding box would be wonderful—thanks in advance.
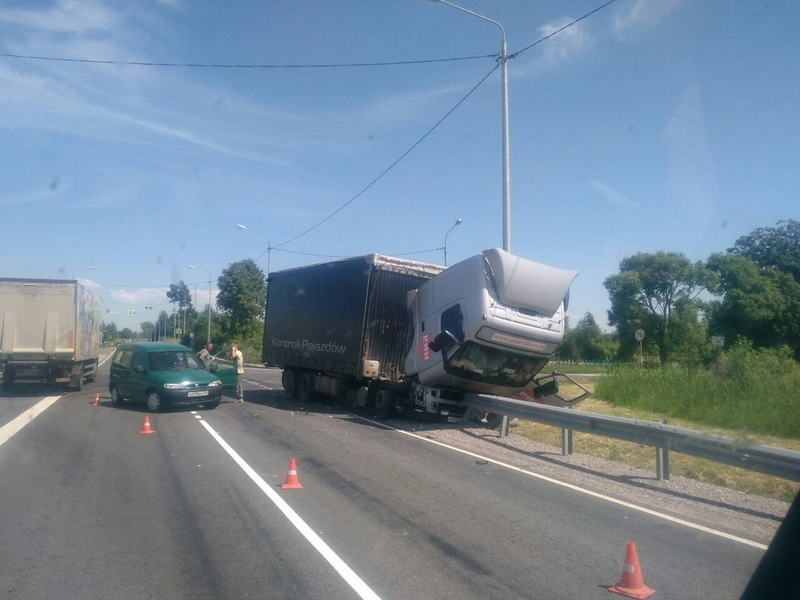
[635,329,645,341]
[145,305,154,310]
[712,336,725,348]
[128,310,135,315]
[175,328,183,335]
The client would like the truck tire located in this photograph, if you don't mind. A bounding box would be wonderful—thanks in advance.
[298,373,313,403]
[373,381,395,420]
[74,365,84,391]
[282,369,299,399]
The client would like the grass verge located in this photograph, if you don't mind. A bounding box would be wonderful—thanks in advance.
[514,380,799,503]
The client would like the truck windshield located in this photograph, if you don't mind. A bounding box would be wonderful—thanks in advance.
[148,351,203,372]
[444,342,547,388]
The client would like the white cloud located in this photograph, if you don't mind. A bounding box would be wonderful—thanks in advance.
[589,179,639,208]
[614,0,685,34]
[514,17,592,76]
[0,0,117,34]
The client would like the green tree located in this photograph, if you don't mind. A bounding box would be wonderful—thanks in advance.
[604,252,715,364]
[728,219,800,283]
[559,312,606,361]
[120,328,133,340]
[101,321,118,343]
[167,281,194,311]
[216,259,266,341]
[707,252,800,358]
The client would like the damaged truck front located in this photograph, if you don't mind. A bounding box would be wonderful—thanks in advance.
[263,248,583,420]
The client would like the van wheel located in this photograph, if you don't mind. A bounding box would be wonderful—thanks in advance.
[282,369,298,399]
[373,381,395,420]
[146,391,162,412]
[110,386,124,405]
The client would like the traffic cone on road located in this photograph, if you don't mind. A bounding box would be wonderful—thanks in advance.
[281,458,303,490]
[139,416,155,435]
[93,392,100,406]
[609,542,656,599]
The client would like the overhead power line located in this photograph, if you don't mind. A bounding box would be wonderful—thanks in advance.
[510,0,619,59]
[274,63,499,249]
[0,51,495,69]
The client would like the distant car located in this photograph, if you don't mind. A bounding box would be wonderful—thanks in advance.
[108,342,236,412]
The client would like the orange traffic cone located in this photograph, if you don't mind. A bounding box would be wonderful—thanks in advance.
[281,458,303,490]
[93,392,100,406]
[609,542,656,599]
[139,416,155,435]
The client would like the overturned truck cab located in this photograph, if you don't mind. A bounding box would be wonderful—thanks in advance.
[402,248,578,420]
[263,248,581,421]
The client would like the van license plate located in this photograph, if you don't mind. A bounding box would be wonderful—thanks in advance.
[188,390,209,397]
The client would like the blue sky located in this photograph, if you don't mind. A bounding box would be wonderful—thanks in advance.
[1,0,797,332]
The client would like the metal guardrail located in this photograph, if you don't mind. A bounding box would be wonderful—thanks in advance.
[465,394,800,482]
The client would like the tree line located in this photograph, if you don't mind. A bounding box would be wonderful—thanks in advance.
[102,219,798,368]
[558,219,800,365]
[102,259,266,359]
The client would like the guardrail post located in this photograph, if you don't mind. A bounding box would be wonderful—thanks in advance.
[656,420,670,480]
[499,415,510,438]
[561,428,573,455]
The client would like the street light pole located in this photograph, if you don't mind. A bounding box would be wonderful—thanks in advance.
[444,218,463,266]
[72,266,98,279]
[428,0,511,252]
[188,265,212,342]
[236,224,271,277]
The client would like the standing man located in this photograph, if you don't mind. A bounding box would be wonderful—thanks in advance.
[197,341,214,368]
[231,342,244,402]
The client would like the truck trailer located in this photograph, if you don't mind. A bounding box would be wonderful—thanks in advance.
[0,278,100,391]
[262,248,580,420]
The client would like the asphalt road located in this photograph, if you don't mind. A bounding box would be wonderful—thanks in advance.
[0,359,771,599]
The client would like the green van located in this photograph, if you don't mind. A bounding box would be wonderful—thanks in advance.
[108,342,236,412]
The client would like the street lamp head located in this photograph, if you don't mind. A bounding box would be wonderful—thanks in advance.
[455,218,463,226]
[236,224,248,230]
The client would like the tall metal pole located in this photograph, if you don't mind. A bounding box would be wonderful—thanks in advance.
[429,0,511,252]
[189,265,212,342]
[444,218,463,266]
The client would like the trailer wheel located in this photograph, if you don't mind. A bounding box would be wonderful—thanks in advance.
[282,369,298,399]
[71,364,84,391]
[373,381,395,420]
[297,373,313,403]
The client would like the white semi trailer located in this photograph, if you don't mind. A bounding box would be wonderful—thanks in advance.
[0,279,100,391]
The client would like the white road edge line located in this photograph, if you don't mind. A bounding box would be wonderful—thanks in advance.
[350,413,769,551]
[194,416,382,600]
[0,396,62,448]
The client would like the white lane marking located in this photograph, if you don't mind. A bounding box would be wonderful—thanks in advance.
[0,396,63,448]
[195,416,381,600]
[349,414,770,551]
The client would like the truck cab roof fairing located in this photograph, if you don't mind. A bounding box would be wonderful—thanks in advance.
[482,248,578,317]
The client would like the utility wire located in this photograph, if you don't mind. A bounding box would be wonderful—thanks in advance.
[274,63,499,249]
[0,51,495,68]
[509,0,618,59]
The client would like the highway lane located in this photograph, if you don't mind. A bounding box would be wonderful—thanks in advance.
[0,362,771,599]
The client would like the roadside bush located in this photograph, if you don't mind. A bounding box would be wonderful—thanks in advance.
[595,348,800,439]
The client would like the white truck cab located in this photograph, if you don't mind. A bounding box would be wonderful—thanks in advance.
[405,248,578,401]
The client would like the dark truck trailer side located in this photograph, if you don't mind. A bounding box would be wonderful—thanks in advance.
[263,254,443,400]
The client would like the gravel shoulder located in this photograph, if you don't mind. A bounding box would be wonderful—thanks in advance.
[396,419,792,547]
